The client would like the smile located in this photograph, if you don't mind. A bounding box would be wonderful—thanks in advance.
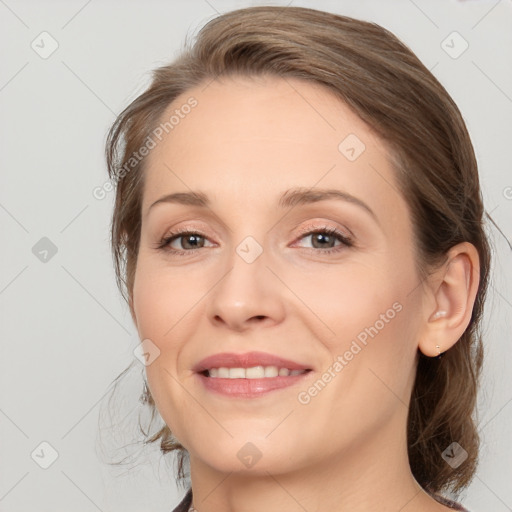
[206,366,310,378]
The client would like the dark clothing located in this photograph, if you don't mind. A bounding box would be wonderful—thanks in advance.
[431,492,471,511]
[171,487,470,511]
[172,488,192,512]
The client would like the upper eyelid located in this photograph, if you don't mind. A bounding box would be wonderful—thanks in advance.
[162,225,348,239]
[159,218,352,236]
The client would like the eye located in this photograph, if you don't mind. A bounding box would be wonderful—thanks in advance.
[293,225,353,254]
[156,229,213,254]
[155,225,353,256]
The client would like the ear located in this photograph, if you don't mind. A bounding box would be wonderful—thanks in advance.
[417,242,480,357]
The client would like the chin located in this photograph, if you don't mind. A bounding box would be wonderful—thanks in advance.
[188,434,317,476]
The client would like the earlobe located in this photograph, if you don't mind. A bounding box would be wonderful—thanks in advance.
[428,310,447,357]
[417,242,480,358]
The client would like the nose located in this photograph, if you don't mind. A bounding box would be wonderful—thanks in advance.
[206,247,286,332]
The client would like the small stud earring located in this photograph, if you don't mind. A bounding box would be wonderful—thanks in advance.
[435,344,444,359]
[432,310,447,320]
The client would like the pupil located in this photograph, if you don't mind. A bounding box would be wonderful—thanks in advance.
[183,235,203,249]
[313,233,333,248]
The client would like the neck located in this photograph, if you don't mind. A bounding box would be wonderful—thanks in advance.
[185,411,443,512]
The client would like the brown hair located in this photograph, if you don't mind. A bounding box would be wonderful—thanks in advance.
[105,5,491,496]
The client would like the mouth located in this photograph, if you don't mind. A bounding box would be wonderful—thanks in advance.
[193,351,314,398]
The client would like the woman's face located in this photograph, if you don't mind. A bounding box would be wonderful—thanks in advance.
[132,76,425,474]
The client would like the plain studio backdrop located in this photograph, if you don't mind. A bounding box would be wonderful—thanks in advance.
[0,0,511,511]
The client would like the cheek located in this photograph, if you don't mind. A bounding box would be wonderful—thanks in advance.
[132,258,199,340]
[131,258,210,397]
[287,262,403,342]
[287,258,419,391]
[132,262,196,438]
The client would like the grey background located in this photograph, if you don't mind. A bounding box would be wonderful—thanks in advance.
[0,0,511,511]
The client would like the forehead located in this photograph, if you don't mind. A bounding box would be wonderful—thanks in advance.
[141,76,406,225]
[148,75,386,163]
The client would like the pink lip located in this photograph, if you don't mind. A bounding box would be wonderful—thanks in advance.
[196,372,311,398]
[192,351,312,372]
[193,351,313,399]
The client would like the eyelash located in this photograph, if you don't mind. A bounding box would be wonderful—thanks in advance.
[155,225,354,257]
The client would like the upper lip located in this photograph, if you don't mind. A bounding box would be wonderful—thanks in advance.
[193,351,313,373]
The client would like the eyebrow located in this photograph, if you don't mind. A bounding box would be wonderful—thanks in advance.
[146,187,378,223]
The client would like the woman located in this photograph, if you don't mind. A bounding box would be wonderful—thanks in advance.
[105,6,490,511]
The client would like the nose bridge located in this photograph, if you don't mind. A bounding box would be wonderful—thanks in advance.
[206,232,285,329]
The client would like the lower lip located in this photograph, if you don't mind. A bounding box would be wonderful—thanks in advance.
[196,372,312,398]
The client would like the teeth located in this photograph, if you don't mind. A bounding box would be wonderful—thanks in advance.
[207,366,308,379]
[229,367,246,378]
[248,366,275,378]
[265,366,279,377]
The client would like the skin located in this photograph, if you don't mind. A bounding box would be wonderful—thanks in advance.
[130,76,480,512]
